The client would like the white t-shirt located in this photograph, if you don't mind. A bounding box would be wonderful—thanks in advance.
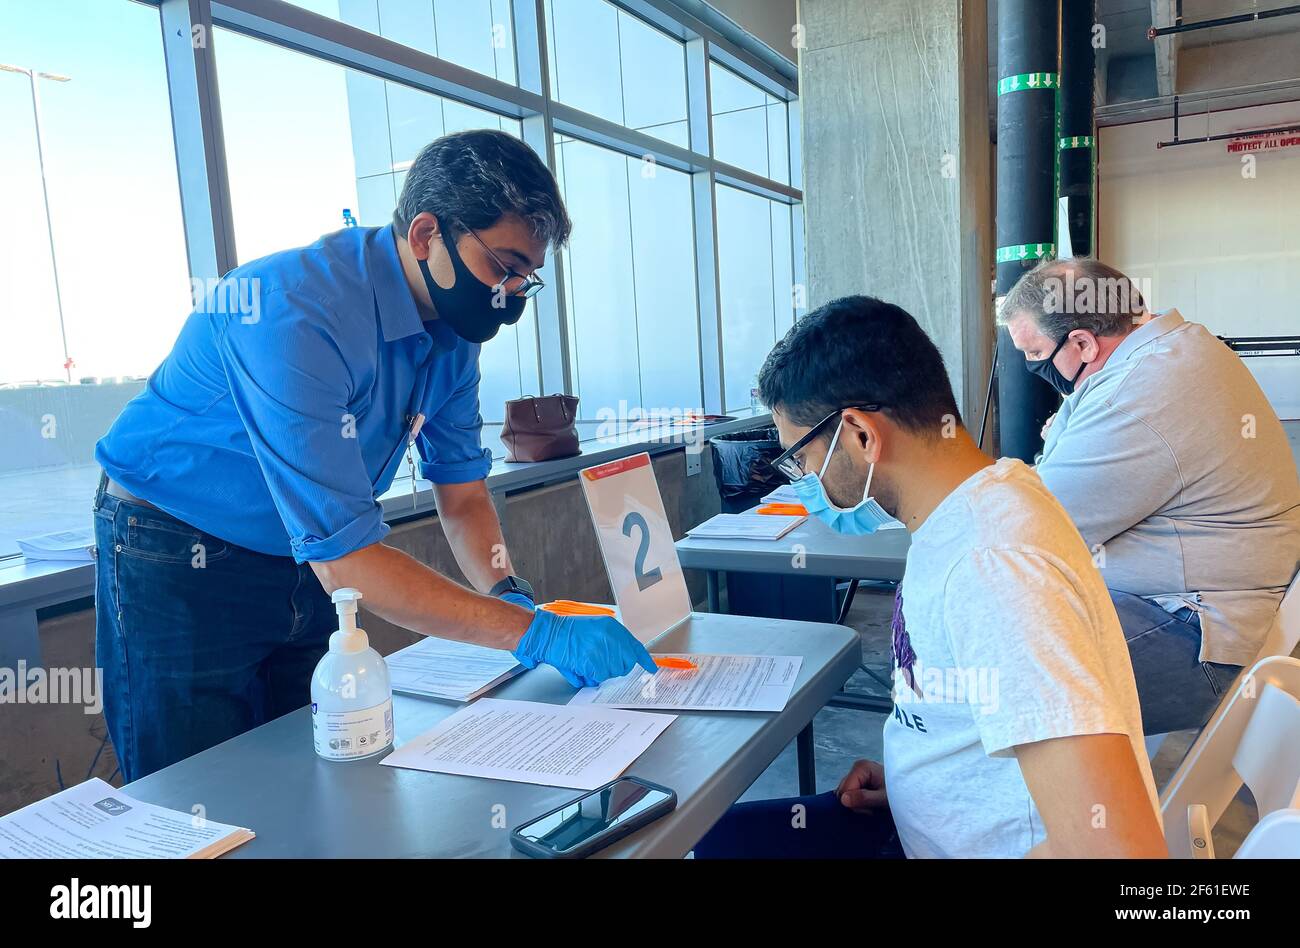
[883,458,1158,858]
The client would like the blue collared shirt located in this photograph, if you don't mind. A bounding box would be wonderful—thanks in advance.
[96,225,492,562]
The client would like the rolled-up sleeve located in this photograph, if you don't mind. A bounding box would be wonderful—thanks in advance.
[215,289,389,563]
[417,359,493,484]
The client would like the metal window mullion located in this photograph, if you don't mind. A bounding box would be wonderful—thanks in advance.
[691,169,724,415]
[685,36,722,415]
[516,0,571,397]
[159,0,237,279]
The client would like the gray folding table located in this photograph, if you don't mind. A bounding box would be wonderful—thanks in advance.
[120,612,859,858]
[676,517,910,610]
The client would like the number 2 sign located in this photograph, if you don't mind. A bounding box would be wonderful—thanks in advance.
[580,453,691,644]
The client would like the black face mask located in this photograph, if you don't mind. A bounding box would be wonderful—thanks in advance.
[416,222,526,344]
[1025,332,1086,396]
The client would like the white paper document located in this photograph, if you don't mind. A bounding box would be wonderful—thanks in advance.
[569,654,804,712]
[761,484,801,504]
[386,636,524,702]
[0,778,254,859]
[382,698,675,790]
[686,512,805,541]
[16,528,95,563]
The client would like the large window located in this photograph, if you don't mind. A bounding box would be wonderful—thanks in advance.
[545,0,689,147]
[0,0,190,557]
[711,61,790,184]
[0,0,800,561]
[285,0,518,85]
[554,136,701,416]
[715,184,796,412]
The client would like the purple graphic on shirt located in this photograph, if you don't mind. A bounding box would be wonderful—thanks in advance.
[891,586,922,698]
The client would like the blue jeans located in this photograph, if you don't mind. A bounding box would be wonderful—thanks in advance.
[694,791,906,859]
[1111,589,1241,735]
[93,478,335,782]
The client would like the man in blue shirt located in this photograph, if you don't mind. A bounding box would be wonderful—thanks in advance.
[93,130,654,781]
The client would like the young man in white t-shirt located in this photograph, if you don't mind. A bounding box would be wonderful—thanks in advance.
[694,295,1167,858]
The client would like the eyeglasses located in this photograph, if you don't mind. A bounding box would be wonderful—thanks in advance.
[458,222,546,299]
[769,405,885,483]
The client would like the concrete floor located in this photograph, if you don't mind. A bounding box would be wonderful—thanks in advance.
[737,419,1300,853]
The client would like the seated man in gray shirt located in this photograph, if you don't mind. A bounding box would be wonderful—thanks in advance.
[1000,257,1300,735]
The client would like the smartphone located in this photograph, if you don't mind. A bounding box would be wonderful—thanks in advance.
[510,776,676,859]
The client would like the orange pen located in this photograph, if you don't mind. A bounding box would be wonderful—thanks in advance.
[756,502,808,516]
[653,656,698,671]
[539,600,617,617]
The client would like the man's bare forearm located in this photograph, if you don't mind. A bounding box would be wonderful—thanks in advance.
[310,542,531,650]
[433,480,515,593]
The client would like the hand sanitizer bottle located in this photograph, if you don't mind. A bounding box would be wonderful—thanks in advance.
[311,588,393,761]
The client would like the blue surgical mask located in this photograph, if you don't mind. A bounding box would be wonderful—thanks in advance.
[790,419,896,535]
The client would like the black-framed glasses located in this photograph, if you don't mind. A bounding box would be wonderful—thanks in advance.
[459,222,546,299]
[769,405,885,483]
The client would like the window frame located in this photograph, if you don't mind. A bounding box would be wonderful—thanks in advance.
[151,0,802,416]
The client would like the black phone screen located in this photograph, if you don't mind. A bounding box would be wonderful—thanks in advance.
[515,779,672,855]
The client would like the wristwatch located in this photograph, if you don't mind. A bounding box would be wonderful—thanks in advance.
[489,575,534,603]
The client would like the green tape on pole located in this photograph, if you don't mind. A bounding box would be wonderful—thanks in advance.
[1059,135,1095,149]
[996,243,1056,264]
[997,72,1059,95]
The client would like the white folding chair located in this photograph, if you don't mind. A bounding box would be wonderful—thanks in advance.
[1146,570,1300,760]
[1159,655,1300,858]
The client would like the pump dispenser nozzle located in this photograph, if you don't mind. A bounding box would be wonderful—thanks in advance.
[332,587,362,634]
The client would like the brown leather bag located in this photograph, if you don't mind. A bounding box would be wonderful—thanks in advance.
[500,394,580,463]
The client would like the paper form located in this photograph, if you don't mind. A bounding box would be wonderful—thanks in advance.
[761,484,801,505]
[568,654,804,713]
[16,528,95,563]
[0,778,254,859]
[386,636,524,703]
[381,698,675,790]
[685,512,805,541]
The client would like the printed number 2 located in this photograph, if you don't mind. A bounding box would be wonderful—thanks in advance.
[622,512,663,592]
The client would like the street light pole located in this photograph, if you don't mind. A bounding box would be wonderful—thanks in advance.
[1,63,73,382]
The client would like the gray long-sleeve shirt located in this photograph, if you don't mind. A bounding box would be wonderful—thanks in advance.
[1036,309,1300,666]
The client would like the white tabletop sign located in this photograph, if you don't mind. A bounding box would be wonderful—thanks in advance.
[579,452,691,644]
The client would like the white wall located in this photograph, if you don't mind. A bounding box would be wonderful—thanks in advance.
[1098,101,1300,419]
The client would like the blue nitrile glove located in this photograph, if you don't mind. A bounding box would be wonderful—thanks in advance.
[497,590,540,668]
[512,609,657,688]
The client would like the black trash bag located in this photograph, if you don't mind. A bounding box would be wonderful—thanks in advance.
[709,426,784,513]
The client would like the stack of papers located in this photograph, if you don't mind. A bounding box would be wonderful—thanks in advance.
[386,637,525,703]
[761,484,801,504]
[16,528,95,564]
[382,698,674,790]
[686,512,804,541]
[0,778,254,858]
[570,654,803,712]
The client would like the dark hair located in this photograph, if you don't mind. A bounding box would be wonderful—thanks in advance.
[393,129,571,246]
[757,295,962,436]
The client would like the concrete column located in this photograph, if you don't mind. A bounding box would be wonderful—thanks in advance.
[797,0,994,422]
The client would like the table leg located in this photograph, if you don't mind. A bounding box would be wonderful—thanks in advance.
[706,571,720,614]
[796,722,816,795]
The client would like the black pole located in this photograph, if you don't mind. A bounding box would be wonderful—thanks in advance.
[996,0,1061,462]
[1059,0,1096,256]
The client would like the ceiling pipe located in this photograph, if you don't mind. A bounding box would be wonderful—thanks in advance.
[1149,3,1300,39]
